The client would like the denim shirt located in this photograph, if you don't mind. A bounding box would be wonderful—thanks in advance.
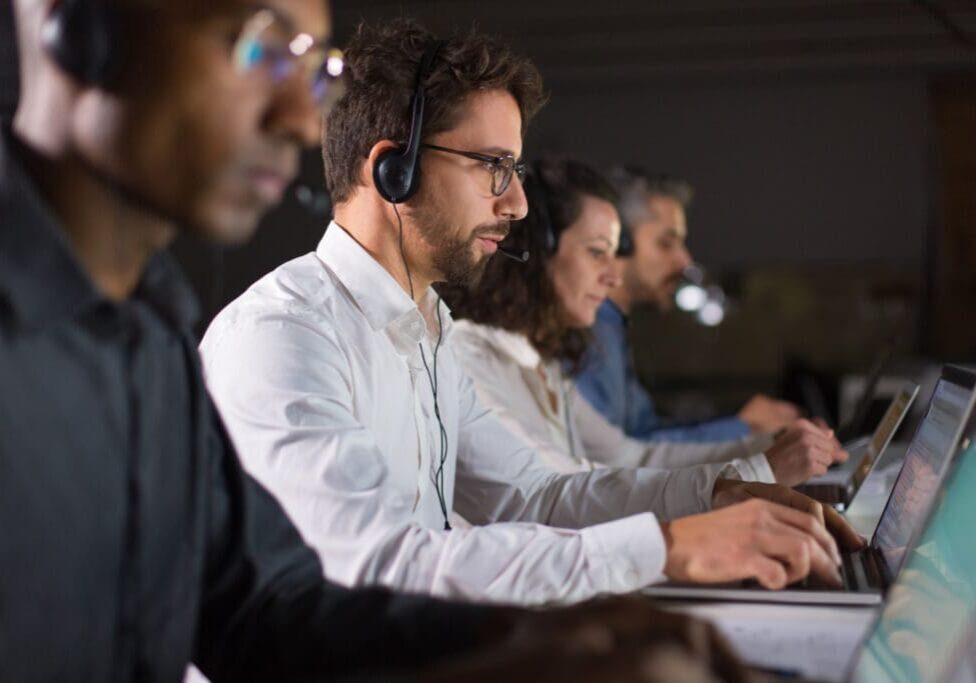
[575,300,750,442]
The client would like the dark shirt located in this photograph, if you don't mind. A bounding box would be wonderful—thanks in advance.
[576,300,749,442]
[0,128,490,682]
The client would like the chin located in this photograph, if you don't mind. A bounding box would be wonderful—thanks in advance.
[571,308,597,329]
[191,203,266,246]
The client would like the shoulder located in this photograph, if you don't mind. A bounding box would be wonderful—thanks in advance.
[201,253,352,355]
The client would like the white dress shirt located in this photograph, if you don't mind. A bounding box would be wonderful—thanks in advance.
[200,222,746,605]
[449,320,776,480]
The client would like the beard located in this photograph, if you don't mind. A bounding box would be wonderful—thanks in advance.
[410,197,509,290]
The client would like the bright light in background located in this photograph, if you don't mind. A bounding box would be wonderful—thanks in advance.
[674,263,730,326]
[289,33,315,56]
[676,284,708,312]
[697,300,726,326]
[326,53,345,77]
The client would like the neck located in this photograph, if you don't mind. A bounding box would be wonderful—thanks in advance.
[12,124,174,303]
[334,198,432,304]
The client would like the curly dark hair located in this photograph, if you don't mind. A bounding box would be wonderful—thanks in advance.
[440,158,618,371]
[323,18,547,204]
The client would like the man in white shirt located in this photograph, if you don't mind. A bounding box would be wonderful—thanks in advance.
[201,18,862,607]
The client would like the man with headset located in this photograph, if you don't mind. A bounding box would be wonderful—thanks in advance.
[0,1,761,681]
[575,167,803,442]
[201,18,863,608]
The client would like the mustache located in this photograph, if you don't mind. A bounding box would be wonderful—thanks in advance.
[471,222,511,241]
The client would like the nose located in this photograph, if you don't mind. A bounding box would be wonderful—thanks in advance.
[263,75,322,148]
[496,174,529,221]
[600,259,623,289]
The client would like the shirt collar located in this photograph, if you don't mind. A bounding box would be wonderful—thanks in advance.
[0,126,199,331]
[455,320,541,369]
[598,298,628,326]
[316,221,453,348]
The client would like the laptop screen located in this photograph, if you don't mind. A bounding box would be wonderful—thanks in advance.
[851,385,918,489]
[851,438,976,682]
[871,370,974,573]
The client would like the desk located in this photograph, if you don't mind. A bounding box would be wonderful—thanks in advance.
[659,442,909,682]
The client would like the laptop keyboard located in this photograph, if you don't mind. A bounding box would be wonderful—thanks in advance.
[794,549,884,592]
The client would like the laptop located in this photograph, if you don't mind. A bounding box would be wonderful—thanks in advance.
[836,341,897,443]
[643,365,976,606]
[730,431,976,682]
[797,382,920,511]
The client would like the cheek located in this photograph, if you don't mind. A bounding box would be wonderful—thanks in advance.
[552,258,590,310]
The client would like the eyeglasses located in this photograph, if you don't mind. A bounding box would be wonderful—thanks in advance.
[422,144,525,197]
[232,9,345,111]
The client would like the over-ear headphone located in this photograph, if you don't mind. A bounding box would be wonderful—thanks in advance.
[616,219,635,257]
[42,0,123,85]
[372,40,446,204]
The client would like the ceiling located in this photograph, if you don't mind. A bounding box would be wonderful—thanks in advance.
[333,0,976,88]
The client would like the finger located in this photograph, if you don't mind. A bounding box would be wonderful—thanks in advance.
[811,417,831,430]
[755,525,812,585]
[639,644,724,683]
[764,484,826,520]
[761,519,842,587]
[832,447,849,464]
[766,500,841,564]
[823,504,867,550]
[742,554,789,590]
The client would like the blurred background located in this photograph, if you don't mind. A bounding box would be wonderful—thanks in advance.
[3,0,975,427]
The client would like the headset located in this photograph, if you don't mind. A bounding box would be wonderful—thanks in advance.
[616,219,635,257]
[372,41,445,204]
[374,40,454,530]
[523,161,557,254]
[42,0,124,85]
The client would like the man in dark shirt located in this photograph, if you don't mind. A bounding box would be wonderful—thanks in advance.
[0,0,750,681]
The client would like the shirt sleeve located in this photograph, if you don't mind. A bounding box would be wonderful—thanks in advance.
[201,311,712,605]
[190,377,495,682]
[572,387,775,483]
[636,415,753,443]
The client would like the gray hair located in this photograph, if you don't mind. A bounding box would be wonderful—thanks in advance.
[607,165,694,231]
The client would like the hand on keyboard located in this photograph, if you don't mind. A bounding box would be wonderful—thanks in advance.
[661,493,844,590]
[765,419,850,486]
[712,480,867,553]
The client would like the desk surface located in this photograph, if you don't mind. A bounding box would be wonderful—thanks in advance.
[659,441,909,682]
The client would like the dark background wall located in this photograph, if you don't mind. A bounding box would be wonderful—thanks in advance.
[531,76,929,269]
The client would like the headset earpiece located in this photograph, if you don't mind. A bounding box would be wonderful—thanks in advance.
[42,0,121,85]
[525,162,557,253]
[372,40,445,204]
[616,221,635,257]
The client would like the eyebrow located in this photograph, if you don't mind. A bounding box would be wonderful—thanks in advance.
[482,147,521,159]
[587,236,615,249]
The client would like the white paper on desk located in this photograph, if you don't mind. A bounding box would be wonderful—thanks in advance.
[667,602,875,683]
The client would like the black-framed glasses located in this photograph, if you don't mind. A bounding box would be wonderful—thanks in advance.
[422,144,525,197]
[232,8,345,111]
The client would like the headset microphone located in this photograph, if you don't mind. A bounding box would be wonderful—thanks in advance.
[293,183,332,218]
[497,246,530,263]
